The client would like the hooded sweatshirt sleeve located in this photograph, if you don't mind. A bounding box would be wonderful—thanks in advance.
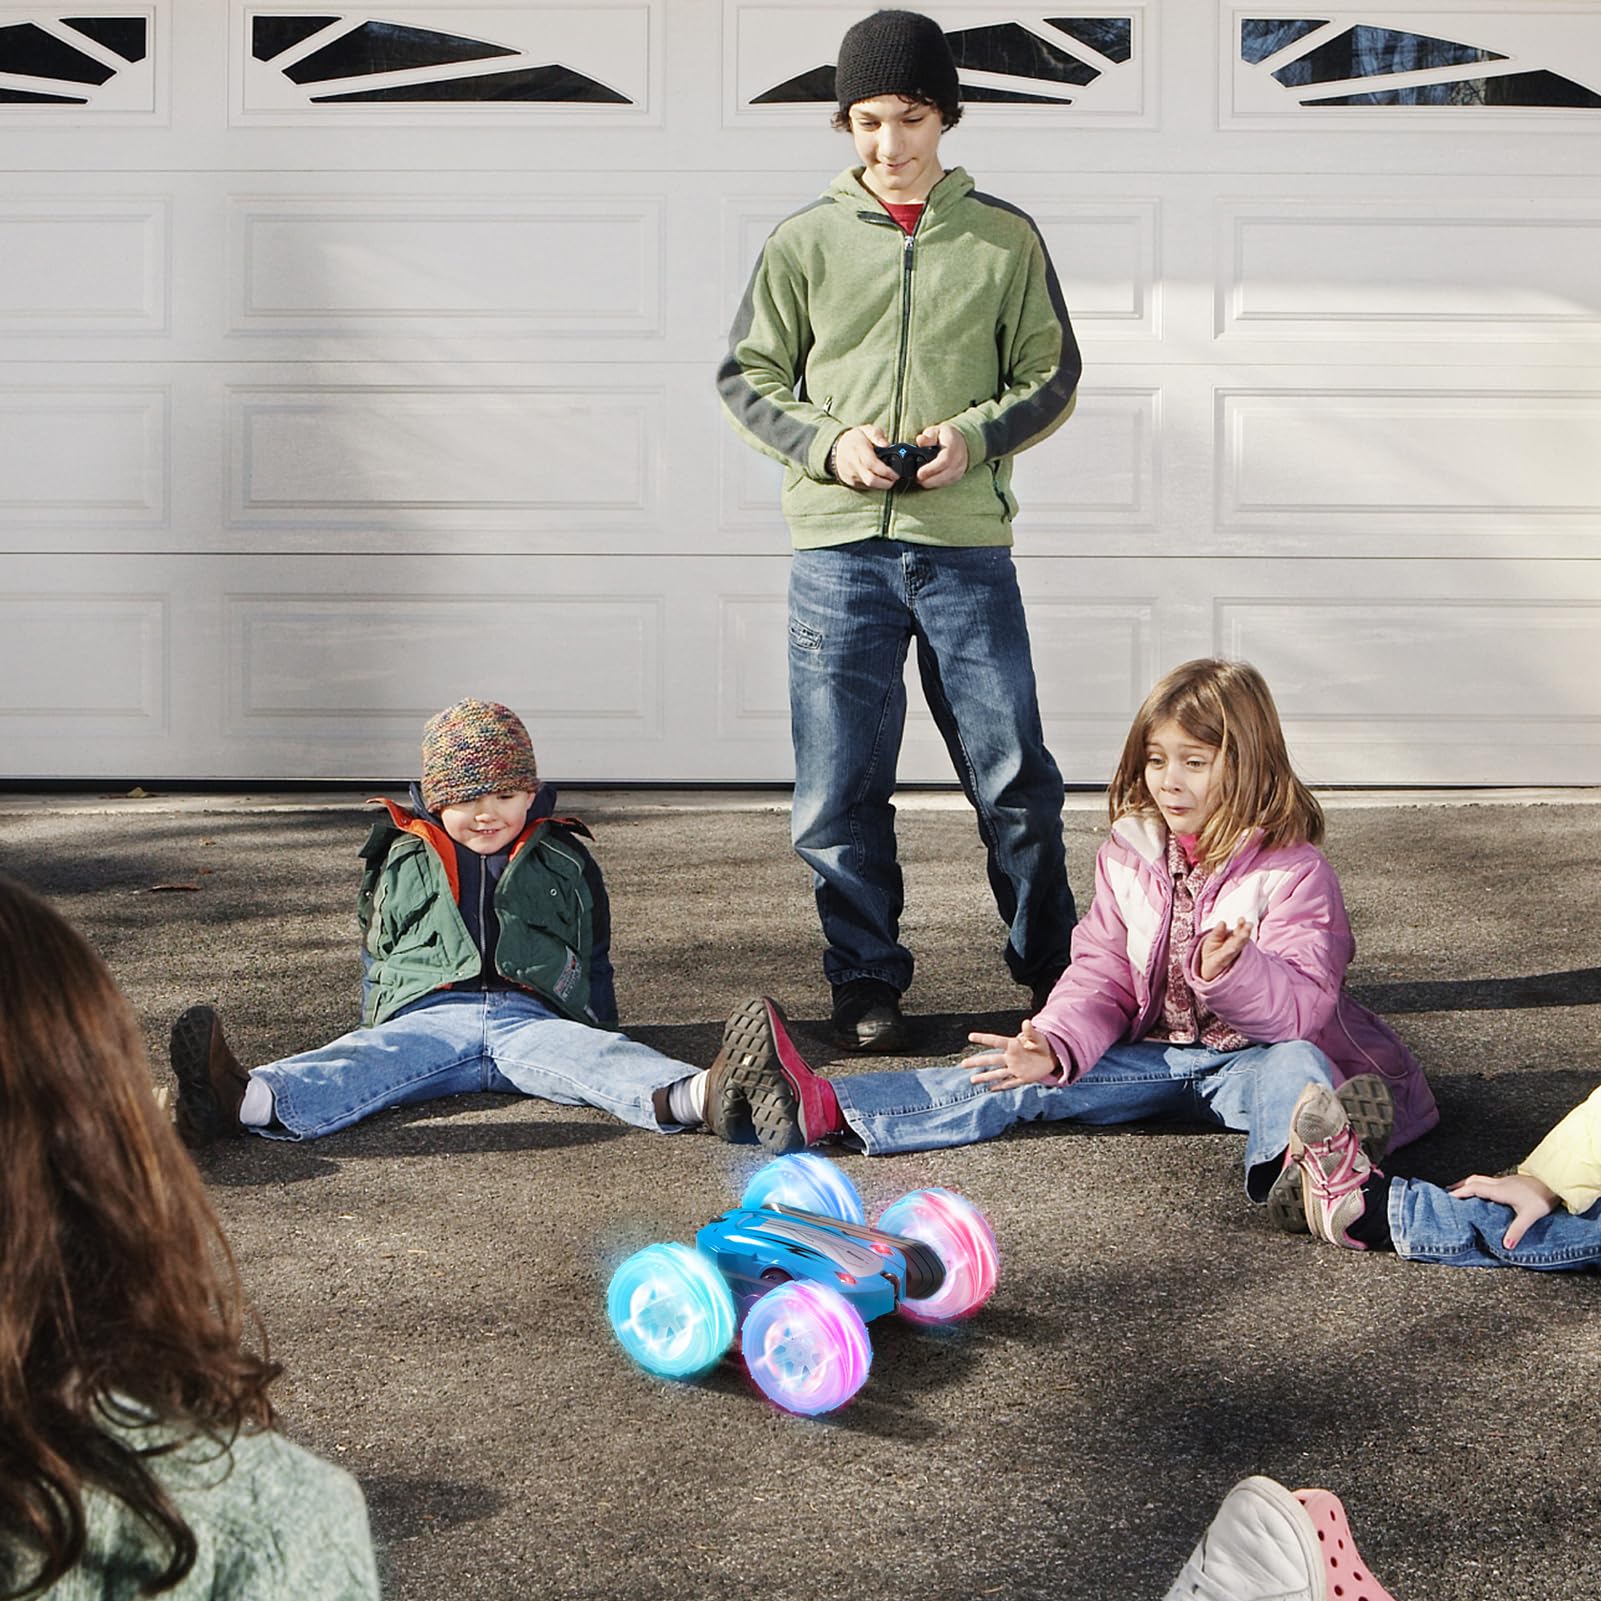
[1519,1084,1601,1214]
[716,224,847,482]
[941,198,1082,470]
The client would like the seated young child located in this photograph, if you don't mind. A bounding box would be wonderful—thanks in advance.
[709,660,1437,1236]
[170,698,781,1147]
[1287,1078,1601,1268]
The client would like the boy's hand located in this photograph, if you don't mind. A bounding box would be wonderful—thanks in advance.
[914,422,969,488]
[1448,1171,1559,1249]
[831,425,900,489]
[961,1017,1059,1090]
[1198,918,1253,982]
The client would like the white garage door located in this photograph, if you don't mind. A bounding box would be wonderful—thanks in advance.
[3,1,1599,784]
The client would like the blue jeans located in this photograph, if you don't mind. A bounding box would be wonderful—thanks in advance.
[1389,1178,1601,1270]
[788,541,1075,994]
[833,1038,1335,1197]
[250,990,697,1140]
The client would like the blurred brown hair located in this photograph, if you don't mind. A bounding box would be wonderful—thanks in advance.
[0,876,278,1597]
[1106,658,1324,867]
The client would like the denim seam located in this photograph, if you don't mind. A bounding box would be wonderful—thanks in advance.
[846,632,912,878]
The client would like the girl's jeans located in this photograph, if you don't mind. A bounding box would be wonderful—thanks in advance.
[250,990,697,1140]
[1389,1179,1601,1270]
[834,1037,1336,1198]
[787,541,1076,996]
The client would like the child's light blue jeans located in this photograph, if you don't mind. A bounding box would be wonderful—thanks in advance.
[1389,1178,1601,1270]
[834,1037,1336,1198]
[251,990,698,1140]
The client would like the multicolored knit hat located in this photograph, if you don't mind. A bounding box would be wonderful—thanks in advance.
[420,699,539,811]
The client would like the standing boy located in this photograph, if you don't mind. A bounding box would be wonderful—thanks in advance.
[717,8,1081,1054]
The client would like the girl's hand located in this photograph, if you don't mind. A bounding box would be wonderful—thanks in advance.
[1448,1172,1559,1250]
[961,1017,1060,1091]
[1198,918,1254,982]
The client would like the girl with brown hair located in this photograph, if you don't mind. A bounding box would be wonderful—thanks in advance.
[0,875,378,1599]
[718,660,1438,1237]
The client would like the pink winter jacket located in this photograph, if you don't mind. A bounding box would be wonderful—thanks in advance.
[1031,816,1439,1150]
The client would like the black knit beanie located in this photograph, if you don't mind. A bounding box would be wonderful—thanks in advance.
[835,9,959,117]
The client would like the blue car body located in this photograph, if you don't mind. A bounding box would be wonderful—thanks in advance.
[694,1202,944,1325]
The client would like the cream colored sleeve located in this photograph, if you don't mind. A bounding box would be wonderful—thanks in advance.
[1518,1083,1601,1215]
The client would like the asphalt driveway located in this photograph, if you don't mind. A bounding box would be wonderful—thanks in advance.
[2,789,1597,1601]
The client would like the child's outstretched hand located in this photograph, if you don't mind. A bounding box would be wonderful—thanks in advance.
[1198,918,1254,981]
[961,1017,1060,1091]
[1448,1171,1559,1250]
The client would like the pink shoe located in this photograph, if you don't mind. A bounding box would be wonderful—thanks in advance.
[1294,1488,1398,1601]
[1286,1083,1382,1249]
[721,996,842,1153]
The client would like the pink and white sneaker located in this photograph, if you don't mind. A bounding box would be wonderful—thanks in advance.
[1163,1475,1396,1601]
[719,996,842,1154]
[1286,1082,1383,1249]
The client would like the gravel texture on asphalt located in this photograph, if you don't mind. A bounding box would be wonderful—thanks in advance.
[3,794,1597,1601]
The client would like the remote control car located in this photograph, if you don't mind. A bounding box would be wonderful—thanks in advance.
[606,1154,998,1415]
[873,441,941,489]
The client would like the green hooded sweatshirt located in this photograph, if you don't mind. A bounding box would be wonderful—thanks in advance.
[717,165,1081,550]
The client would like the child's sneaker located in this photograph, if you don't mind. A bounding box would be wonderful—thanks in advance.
[1285,1081,1385,1248]
[702,997,777,1142]
[1163,1475,1395,1601]
[169,1005,250,1148]
[1267,1073,1392,1234]
[1163,1475,1322,1601]
[717,996,842,1153]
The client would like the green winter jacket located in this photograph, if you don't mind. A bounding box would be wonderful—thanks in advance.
[717,165,1081,549]
[358,799,601,1028]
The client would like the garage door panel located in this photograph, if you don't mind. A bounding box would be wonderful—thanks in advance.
[0,385,169,531]
[1218,385,1601,544]
[1225,4,1601,128]
[226,591,664,743]
[0,197,168,335]
[1210,568,1601,785]
[0,592,168,732]
[2,555,1596,783]
[227,195,664,341]
[1217,197,1601,348]
[226,379,664,532]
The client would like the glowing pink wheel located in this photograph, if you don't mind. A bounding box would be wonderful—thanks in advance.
[876,1188,999,1323]
[740,1280,872,1415]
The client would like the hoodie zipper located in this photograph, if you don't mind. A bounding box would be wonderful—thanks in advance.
[881,221,918,538]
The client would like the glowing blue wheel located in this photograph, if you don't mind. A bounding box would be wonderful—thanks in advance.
[876,1188,999,1324]
[741,1280,872,1415]
[607,1242,736,1379]
[740,1152,865,1223]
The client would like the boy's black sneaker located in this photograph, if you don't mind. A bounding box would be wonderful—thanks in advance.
[170,1006,250,1148]
[829,978,907,1054]
[1028,965,1067,1015]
